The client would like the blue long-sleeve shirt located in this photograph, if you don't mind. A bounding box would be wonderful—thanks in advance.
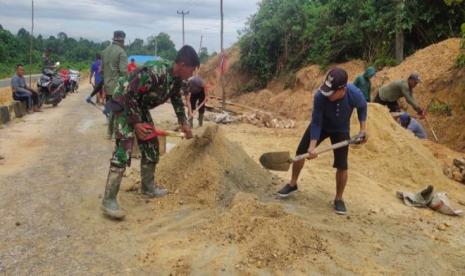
[310,84,367,140]
[11,75,31,95]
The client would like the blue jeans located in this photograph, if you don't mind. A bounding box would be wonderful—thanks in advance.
[13,91,39,109]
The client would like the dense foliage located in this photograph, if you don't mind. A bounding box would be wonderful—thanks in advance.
[239,0,465,86]
[0,25,208,78]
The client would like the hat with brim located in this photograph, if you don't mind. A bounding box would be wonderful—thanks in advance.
[318,67,348,97]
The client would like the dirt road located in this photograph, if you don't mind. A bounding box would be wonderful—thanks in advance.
[1,84,465,275]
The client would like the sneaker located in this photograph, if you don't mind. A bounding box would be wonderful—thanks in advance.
[334,200,347,215]
[277,183,298,198]
[86,96,93,104]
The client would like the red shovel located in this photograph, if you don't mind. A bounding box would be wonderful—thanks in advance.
[139,123,185,141]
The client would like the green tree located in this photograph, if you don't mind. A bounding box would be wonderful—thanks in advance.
[239,0,465,86]
[198,47,209,63]
[147,32,177,60]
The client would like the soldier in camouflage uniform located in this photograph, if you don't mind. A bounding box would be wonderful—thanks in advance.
[101,45,199,220]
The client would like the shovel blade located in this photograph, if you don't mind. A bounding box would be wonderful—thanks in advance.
[259,151,292,171]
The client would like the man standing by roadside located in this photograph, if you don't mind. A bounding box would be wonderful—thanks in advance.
[100,45,198,220]
[277,68,367,215]
[86,53,104,104]
[127,58,137,74]
[11,64,42,113]
[353,66,376,102]
[374,73,425,117]
[42,48,54,69]
[102,30,128,139]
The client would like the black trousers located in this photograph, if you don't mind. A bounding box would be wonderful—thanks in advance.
[190,91,206,114]
[89,81,104,98]
[374,94,400,112]
[296,124,350,170]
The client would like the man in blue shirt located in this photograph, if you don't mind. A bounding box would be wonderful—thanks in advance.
[86,53,104,104]
[399,112,427,139]
[277,68,368,215]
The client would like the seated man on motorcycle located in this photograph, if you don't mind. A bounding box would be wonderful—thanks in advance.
[11,64,42,113]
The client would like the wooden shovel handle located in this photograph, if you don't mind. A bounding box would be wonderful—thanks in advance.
[164,130,186,138]
[292,139,354,162]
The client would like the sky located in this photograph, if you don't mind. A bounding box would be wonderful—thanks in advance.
[0,0,260,53]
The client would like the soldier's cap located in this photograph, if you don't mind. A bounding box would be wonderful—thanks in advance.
[113,30,126,41]
[318,67,348,97]
[408,72,421,83]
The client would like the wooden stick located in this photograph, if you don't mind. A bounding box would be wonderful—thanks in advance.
[424,117,439,142]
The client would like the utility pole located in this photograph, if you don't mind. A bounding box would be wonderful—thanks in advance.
[395,0,405,63]
[199,34,203,53]
[29,0,34,87]
[177,10,189,45]
[220,0,225,111]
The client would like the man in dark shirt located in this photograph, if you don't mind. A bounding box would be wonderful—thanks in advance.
[11,64,42,113]
[86,53,104,104]
[185,76,209,128]
[277,68,368,215]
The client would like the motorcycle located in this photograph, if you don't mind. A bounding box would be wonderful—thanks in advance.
[68,69,80,93]
[37,62,64,107]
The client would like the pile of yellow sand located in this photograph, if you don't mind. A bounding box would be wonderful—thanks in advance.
[199,192,327,269]
[156,125,277,206]
[349,103,461,196]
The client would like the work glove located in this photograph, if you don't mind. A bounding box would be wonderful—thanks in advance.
[418,109,426,119]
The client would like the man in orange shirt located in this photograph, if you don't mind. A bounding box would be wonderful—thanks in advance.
[127,58,137,73]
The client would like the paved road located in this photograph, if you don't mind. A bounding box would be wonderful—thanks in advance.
[0,74,41,88]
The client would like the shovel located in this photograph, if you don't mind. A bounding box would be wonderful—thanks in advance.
[259,135,364,171]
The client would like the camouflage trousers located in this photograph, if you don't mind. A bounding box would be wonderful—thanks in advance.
[110,137,160,168]
[110,108,160,168]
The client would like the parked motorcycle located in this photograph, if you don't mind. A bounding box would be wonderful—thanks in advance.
[68,69,80,93]
[37,62,64,107]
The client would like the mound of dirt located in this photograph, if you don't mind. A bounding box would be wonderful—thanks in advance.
[198,192,327,269]
[349,103,459,193]
[156,125,277,206]
[371,38,465,151]
[198,45,251,99]
[233,60,366,120]
[373,38,461,89]
[0,87,12,105]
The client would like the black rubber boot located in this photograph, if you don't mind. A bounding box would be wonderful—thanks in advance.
[101,166,126,219]
[140,160,167,198]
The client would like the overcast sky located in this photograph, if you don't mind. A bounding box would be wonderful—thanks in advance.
[0,0,260,53]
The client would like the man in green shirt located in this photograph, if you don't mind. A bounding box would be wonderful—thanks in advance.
[353,67,376,102]
[374,73,425,117]
[102,30,128,139]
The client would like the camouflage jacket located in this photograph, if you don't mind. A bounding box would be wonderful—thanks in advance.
[112,60,187,128]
